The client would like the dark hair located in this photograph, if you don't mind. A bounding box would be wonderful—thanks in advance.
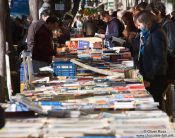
[15,17,22,22]
[40,9,50,17]
[111,11,117,17]
[46,16,59,24]
[145,3,159,16]
[145,2,154,11]
[122,11,137,32]
[171,11,175,17]
[137,2,148,10]
[154,2,166,17]
[101,11,109,17]
[136,10,156,29]
[22,15,27,20]
[122,11,133,24]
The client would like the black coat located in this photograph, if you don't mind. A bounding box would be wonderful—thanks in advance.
[161,17,175,57]
[139,24,167,81]
[124,33,140,68]
[27,21,54,64]
[161,17,175,81]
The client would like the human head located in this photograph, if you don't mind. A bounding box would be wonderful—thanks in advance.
[122,11,133,26]
[171,10,175,21]
[133,2,148,17]
[146,2,165,23]
[46,16,59,30]
[108,9,113,16]
[133,6,142,16]
[135,10,156,31]
[94,13,100,20]
[122,11,137,32]
[129,7,135,13]
[22,15,27,21]
[76,15,81,20]
[27,15,33,24]
[136,2,148,11]
[171,11,175,18]
[111,11,117,18]
[101,11,111,22]
[154,2,166,18]
[15,17,22,25]
[63,14,73,27]
[40,9,50,21]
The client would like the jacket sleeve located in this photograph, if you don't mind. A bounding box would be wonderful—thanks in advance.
[151,30,167,78]
[27,23,36,51]
[163,21,175,56]
[105,20,119,39]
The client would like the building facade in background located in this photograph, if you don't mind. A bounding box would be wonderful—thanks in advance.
[9,0,175,18]
[100,0,175,13]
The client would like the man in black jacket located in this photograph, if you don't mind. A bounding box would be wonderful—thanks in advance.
[152,2,175,82]
[27,15,59,74]
[27,10,50,51]
[97,11,124,48]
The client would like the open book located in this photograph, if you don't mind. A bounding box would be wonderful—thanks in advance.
[112,36,126,46]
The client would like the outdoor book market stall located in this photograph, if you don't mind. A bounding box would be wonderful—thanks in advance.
[1,37,175,138]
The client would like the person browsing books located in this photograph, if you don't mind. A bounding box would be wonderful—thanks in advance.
[96,11,124,48]
[136,10,168,109]
[27,16,59,74]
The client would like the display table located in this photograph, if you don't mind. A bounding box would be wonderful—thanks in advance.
[71,37,102,43]
[11,36,175,138]
[1,110,175,138]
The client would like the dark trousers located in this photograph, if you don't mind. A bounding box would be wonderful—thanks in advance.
[146,76,168,110]
[0,106,5,128]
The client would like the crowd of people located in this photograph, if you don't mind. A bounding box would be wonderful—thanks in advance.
[72,2,175,110]
[9,1,175,110]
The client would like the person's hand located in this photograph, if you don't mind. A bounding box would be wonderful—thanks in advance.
[98,34,105,38]
[143,80,150,88]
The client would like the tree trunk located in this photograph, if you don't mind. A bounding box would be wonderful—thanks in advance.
[5,0,20,96]
[0,0,6,102]
[29,0,39,22]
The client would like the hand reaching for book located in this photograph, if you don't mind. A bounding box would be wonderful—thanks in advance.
[95,33,105,39]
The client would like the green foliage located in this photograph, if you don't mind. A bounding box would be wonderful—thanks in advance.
[82,8,97,15]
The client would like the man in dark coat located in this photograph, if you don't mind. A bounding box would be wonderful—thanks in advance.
[27,16,59,74]
[152,2,175,82]
[98,11,124,48]
[27,10,50,51]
